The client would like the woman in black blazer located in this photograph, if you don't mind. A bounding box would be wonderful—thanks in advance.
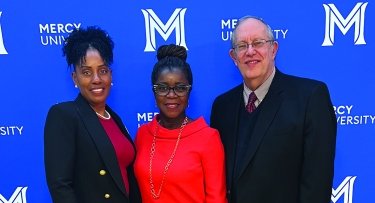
[44,26,140,203]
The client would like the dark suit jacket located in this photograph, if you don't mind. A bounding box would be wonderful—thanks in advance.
[44,94,140,203]
[210,70,336,203]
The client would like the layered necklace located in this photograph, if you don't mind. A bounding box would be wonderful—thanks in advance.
[149,117,189,199]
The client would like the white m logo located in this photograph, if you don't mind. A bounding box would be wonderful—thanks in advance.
[331,176,356,203]
[0,11,9,55]
[0,187,27,203]
[141,8,187,52]
[322,2,368,46]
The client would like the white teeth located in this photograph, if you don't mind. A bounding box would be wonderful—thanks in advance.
[92,88,103,93]
[166,104,178,108]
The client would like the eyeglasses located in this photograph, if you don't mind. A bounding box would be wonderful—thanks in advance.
[153,84,191,97]
[233,39,274,53]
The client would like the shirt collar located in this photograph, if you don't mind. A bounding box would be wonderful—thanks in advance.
[243,67,276,106]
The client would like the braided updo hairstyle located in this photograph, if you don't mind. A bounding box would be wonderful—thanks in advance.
[151,44,193,87]
[62,26,114,70]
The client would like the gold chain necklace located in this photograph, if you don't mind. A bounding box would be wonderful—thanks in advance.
[149,117,188,199]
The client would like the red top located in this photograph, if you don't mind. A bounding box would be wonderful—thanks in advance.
[99,116,135,194]
[134,116,227,203]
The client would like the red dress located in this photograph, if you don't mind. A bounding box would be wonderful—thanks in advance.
[134,116,227,203]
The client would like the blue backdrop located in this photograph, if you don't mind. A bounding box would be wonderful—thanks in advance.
[0,1,373,202]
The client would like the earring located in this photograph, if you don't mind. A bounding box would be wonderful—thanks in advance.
[111,82,113,86]
[74,84,78,88]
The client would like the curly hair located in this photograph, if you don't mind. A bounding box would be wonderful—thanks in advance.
[151,44,193,86]
[62,26,114,70]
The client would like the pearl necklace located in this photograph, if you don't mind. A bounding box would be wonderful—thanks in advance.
[149,117,188,199]
[95,110,111,120]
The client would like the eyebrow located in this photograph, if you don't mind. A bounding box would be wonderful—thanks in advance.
[156,82,189,85]
[237,39,265,43]
[79,64,108,69]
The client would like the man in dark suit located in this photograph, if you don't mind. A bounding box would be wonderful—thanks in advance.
[210,16,337,203]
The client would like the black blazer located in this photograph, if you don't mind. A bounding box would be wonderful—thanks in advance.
[44,94,140,203]
[210,70,336,203]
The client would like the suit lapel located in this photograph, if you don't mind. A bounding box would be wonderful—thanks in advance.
[74,95,127,195]
[235,71,284,180]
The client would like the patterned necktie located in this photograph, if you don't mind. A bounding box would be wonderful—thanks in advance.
[246,92,258,113]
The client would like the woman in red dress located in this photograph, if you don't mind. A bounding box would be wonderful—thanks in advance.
[134,44,227,203]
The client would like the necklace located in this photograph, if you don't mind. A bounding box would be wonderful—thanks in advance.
[149,117,188,199]
[95,110,111,120]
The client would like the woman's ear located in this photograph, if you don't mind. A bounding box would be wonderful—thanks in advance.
[72,71,78,87]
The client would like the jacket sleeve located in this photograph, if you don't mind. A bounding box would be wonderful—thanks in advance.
[300,83,337,203]
[202,130,227,203]
[210,98,220,132]
[44,105,78,203]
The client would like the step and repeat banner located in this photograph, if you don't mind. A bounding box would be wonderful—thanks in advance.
[0,0,373,202]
